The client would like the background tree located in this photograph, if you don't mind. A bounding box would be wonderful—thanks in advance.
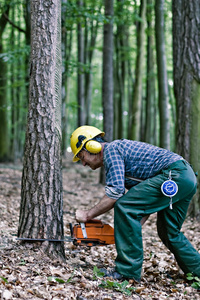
[102,0,114,141]
[155,0,170,149]
[18,0,65,259]
[145,0,157,145]
[173,0,200,216]
[77,0,85,126]
[114,0,126,139]
[99,0,114,185]
[129,0,146,141]
[0,1,10,161]
[84,2,101,125]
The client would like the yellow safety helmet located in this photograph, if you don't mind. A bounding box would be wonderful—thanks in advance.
[70,125,105,162]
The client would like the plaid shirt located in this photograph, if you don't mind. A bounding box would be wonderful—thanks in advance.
[103,139,182,200]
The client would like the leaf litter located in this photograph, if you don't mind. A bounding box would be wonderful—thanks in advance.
[0,154,200,299]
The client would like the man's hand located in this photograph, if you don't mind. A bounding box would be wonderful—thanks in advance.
[75,209,88,223]
[75,195,116,223]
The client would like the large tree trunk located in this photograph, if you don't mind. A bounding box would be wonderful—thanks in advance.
[155,0,170,149]
[173,0,200,217]
[18,0,65,259]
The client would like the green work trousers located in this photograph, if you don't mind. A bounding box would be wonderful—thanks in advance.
[114,160,200,281]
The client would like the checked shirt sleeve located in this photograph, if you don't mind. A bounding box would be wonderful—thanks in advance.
[103,144,125,200]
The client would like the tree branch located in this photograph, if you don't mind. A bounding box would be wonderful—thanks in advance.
[3,13,26,33]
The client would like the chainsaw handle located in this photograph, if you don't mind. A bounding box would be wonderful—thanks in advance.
[87,219,101,223]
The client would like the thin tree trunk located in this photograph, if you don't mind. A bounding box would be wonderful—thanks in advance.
[114,0,126,139]
[130,0,146,141]
[77,0,85,126]
[85,4,101,125]
[155,0,170,149]
[0,3,10,161]
[100,0,114,184]
[145,0,156,145]
[102,0,114,141]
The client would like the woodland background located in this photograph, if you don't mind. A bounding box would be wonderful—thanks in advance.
[0,0,200,298]
[0,0,200,214]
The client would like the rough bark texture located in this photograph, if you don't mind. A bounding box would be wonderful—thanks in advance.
[18,0,65,259]
[173,0,200,216]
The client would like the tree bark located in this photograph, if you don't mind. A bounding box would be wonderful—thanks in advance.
[84,4,101,125]
[100,0,114,185]
[130,0,146,141]
[155,0,170,149]
[145,0,157,145]
[173,0,200,216]
[77,0,85,126]
[114,0,126,139]
[0,2,10,161]
[18,0,65,259]
[102,0,114,142]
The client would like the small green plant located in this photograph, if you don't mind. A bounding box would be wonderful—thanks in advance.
[48,276,65,284]
[19,259,26,265]
[93,266,135,296]
[99,279,135,296]
[47,268,76,284]
[186,273,200,290]
[93,266,105,279]
[0,276,8,284]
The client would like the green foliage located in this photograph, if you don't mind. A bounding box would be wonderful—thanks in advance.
[93,265,105,279]
[47,268,76,284]
[63,1,107,28]
[99,279,135,296]
[48,276,65,284]
[186,273,200,290]
[0,276,8,284]
[19,259,26,265]
[93,266,135,296]
[0,0,180,157]
[0,46,30,63]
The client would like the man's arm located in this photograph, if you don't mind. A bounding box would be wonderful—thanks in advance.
[75,194,116,223]
[75,194,150,225]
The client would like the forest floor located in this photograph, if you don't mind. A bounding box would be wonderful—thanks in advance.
[0,154,200,300]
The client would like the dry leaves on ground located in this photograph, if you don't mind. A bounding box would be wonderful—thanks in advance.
[0,154,200,299]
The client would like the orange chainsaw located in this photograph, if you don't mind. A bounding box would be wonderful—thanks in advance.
[17,220,115,247]
[70,219,115,246]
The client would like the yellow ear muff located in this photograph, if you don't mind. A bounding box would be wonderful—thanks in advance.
[85,140,102,154]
